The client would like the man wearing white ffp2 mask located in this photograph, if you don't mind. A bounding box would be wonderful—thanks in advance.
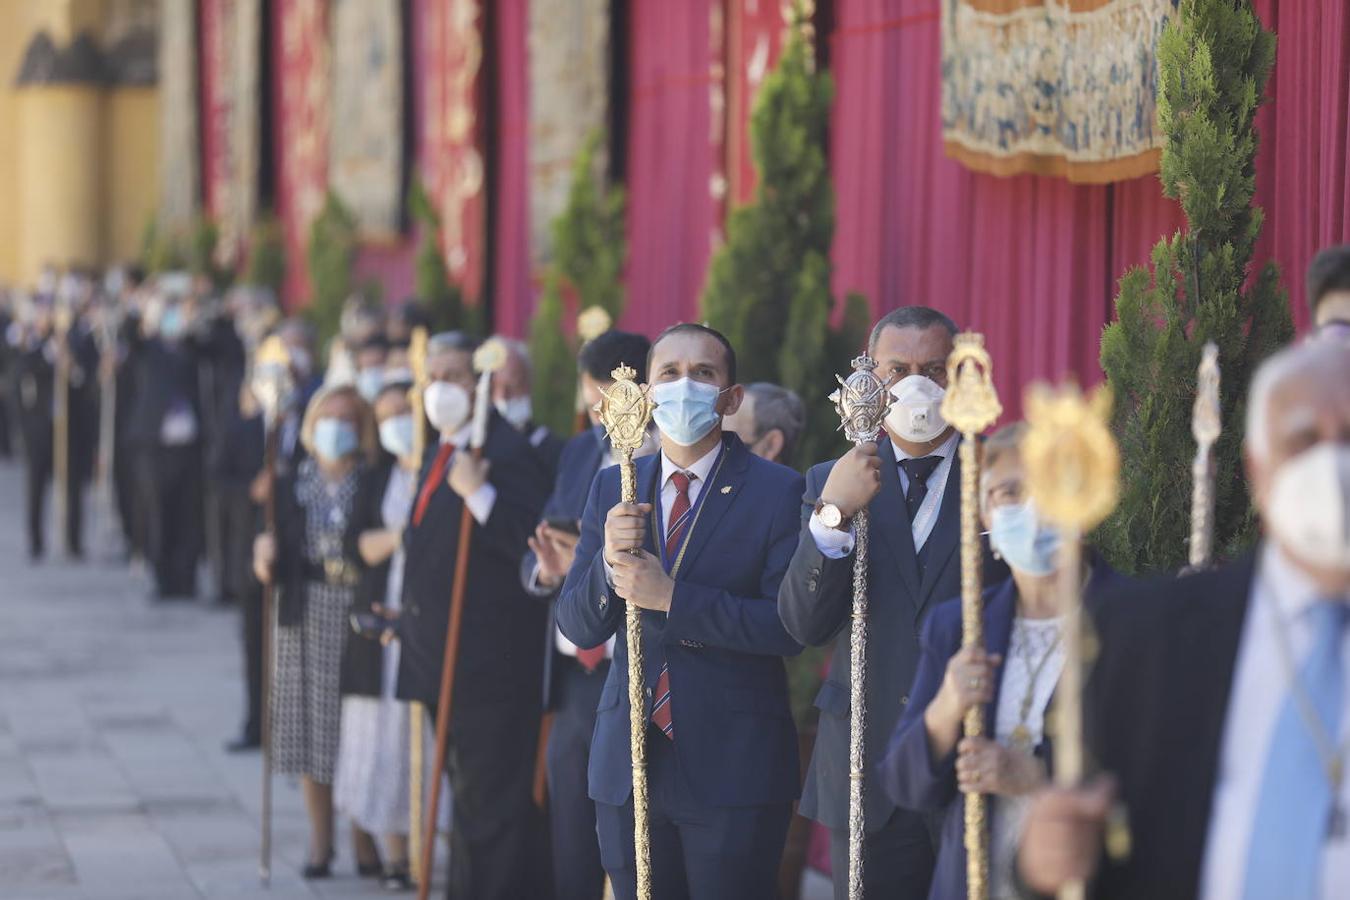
[780,305,992,900]
[1015,341,1350,900]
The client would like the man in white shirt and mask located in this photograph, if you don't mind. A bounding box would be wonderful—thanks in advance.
[1016,339,1350,900]
[778,305,1005,900]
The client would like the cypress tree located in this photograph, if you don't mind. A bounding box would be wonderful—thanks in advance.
[305,191,358,353]
[1098,0,1292,574]
[409,178,472,334]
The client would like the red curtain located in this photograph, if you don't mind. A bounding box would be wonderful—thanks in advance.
[829,0,1349,420]
[622,0,720,336]
[492,0,532,338]
[726,0,785,206]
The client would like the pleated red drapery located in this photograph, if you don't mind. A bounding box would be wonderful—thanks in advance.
[492,0,533,339]
[622,0,721,337]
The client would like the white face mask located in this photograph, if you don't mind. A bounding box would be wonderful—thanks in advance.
[1267,442,1350,571]
[378,413,415,459]
[886,375,948,443]
[495,395,533,431]
[424,381,471,433]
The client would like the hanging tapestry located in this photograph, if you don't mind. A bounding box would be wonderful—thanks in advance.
[941,0,1175,184]
[157,0,199,229]
[328,0,404,237]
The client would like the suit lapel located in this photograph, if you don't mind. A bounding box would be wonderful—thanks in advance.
[872,439,922,602]
[675,434,748,575]
[917,443,963,615]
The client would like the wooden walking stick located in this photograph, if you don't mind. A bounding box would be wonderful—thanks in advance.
[416,339,509,900]
[405,327,429,888]
[829,356,893,900]
[595,363,658,900]
[93,305,122,558]
[939,334,1002,900]
[1022,383,1120,900]
[249,336,295,885]
[1189,342,1222,571]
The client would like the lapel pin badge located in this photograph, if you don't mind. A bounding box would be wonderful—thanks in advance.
[720,485,733,495]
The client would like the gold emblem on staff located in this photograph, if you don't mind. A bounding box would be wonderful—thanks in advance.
[595,363,657,900]
[940,333,1001,900]
[578,305,614,343]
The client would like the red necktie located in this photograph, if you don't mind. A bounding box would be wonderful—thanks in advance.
[651,470,694,740]
[576,644,606,673]
[412,443,455,526]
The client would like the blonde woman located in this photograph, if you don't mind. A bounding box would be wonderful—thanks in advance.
[254,384,378,878]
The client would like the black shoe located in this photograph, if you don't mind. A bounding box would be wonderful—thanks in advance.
[357,856,384,879]
[382,864,412,891]
[301,852,334,880]
[224,734,260,753]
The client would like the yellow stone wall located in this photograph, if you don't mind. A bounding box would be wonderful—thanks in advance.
[0,0,159,287]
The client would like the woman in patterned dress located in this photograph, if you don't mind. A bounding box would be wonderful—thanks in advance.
[253,383,378,879]
[874,423,1125,900]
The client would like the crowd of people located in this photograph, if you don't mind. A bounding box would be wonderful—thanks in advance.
[0,242,1347,900]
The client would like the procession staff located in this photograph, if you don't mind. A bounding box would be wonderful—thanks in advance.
[522,328,652,900]
[1020,381,1120,900]
[557,323,805,899]
[1018,341,1350,900]
[779,307,1003,900]
[395,331,549,900]
[248,336,295,884]
[1189,343,1221,570]
[52,298,72,553]
[405,327,428,889]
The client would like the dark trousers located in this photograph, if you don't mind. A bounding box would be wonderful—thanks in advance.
[547,658,609,900]
[827,808,936,900]
[596,727,792,900]
[114,443,144,557]
[140,444,203,597]
[240,581,264,741]
[23,452,84,557]
[217,485,256,604]
[443,700,549,900]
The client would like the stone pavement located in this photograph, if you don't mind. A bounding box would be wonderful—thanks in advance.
[0,461,428,900]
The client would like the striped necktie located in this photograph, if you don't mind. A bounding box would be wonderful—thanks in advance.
[651,470,694,740]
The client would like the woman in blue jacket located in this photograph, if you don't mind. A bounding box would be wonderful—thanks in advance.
[875,422,1121,900]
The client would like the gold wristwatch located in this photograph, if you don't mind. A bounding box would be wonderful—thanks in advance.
[814,499,852,531]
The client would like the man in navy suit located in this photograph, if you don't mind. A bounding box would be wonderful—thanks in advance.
[558,323,805,900]
[778,306,1004,900]
[522,329,651,900]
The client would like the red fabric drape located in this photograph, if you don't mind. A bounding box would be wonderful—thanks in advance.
[830,0,1350,420]
[727,0,785,206]
[623,0,719,335]
[492,0,532,337]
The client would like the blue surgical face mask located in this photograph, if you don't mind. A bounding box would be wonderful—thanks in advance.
[159,307,185,340]
[313,417,359,462]
[989,500,1061,576]
[356,366,385,402]
[651,377,724,447]
[378,413,415,459]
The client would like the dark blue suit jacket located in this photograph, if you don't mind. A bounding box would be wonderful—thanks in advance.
[877,562,1123,900]
[557,432,805,809]
[522,425,609,708]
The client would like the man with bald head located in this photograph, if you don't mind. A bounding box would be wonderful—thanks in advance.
[1016,340,1350,899]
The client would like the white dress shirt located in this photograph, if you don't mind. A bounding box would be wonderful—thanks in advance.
[809,430,958,559]
[1199,543,1350,900]
[444,425,496,525]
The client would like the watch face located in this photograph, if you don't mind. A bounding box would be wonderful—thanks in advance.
[820,503,842,529]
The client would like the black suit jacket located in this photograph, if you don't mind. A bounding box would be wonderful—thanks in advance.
[1064,554,1257,900]
[339,459,398,697]
[778,436,1005,833]
[395,412,551,715]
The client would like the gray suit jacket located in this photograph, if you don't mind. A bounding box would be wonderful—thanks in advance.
[778,437,981,833]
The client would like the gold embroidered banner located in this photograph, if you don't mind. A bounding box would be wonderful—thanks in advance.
[941,0,1174,184]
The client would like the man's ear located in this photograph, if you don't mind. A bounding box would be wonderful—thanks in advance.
[719,384,745,417]
[760,428,785,463]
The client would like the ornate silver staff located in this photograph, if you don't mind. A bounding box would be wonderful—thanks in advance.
[1022,383,1120,900]
[249,335,296,885]
[406,326,429,889]
[939,335,1002,900]
[1189,342,1221,570]
[596,363,658,900]
[829,355,893,900]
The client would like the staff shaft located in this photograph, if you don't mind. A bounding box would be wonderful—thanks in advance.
[958,437,989,900]
[1053,532,1086,900]
[847,509,870,900]
[258,423,281,884]
[416,485,478,900]
[620,454,653,899]
[1189,449,1215,570]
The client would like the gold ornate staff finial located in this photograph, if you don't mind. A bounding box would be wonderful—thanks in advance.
[1022,380,1120,900]
[474,336,510,375]
[595,363,657,900]
[828,354,891,900]
[939,333,1002,900]
[577,305,613,343]
[250,335,295,423]
[1189,342,1222,570]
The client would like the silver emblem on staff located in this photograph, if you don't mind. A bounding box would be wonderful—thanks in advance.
[829,355,893,900]
[1189,342,1222,571]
